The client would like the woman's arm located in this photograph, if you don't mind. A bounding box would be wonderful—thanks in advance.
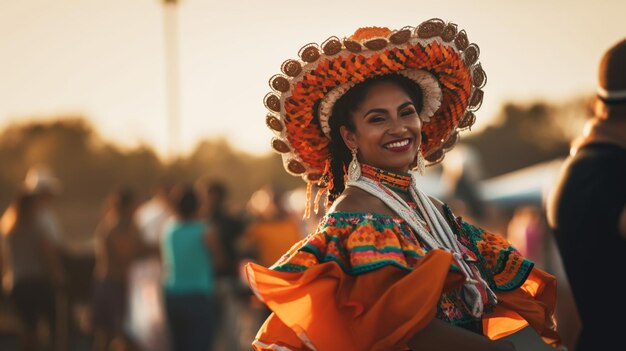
[408,318,516,351]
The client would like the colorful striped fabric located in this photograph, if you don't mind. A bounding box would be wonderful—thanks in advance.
[271,207,534,326]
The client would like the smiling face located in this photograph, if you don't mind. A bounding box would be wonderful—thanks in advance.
[339,81,422,173]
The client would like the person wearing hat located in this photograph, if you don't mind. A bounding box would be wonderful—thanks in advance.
[24,164,64,246]
[246,19,562,350]
[547,38,626,351]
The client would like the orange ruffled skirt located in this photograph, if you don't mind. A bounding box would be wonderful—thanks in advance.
[246,249,560,351]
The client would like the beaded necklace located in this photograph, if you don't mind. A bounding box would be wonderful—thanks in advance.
[360,164,411,195]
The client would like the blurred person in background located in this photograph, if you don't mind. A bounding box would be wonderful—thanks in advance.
[91,188,142,351]
[24,165,69,350]
[160,184,223,351]
[440,145,487,226]
[202,181,246,279]
[547,38,626,351]
[237,185,304,350]
[23,165,64,248]
[506,206,547,268]
[239,185,304,269]
[200,180,247,351]
[128,182,174,351]
[1,191,66,351]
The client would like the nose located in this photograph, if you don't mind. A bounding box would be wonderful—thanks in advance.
[387,116,408,135]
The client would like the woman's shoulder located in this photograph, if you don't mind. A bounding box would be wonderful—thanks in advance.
[329,186,396,217]
[330,188,449,217]
[166,219,206,233]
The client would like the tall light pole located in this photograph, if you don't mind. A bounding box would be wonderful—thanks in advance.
[162,0,181,160]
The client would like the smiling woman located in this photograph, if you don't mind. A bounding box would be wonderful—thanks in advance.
[245,19,563,351]
[333,75,425,185]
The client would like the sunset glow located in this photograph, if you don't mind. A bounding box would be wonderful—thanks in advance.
[1,0,624,158]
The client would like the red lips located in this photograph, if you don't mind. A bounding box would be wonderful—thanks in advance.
[383,138,412,152]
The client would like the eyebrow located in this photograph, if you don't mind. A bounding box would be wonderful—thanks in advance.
[363,101,415,118]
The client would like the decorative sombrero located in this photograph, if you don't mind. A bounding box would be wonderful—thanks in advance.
[264,18,486,184]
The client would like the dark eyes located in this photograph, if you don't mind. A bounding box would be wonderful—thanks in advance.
[401,108,417,117]
[368,108,417,123]
[367,108,416,123]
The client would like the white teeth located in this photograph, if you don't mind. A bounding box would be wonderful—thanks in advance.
[385,139,410,149]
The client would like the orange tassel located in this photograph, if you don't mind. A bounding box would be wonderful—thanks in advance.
[321,160,334,210]
[313,187,325,215]
[325,173,335,210]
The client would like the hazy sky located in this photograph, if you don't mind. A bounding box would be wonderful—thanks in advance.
[1,0,624,158]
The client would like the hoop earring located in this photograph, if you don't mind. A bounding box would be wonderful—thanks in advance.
[414,146,426,175]
[347,147,361,182]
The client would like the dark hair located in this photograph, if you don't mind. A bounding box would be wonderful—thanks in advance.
[207,181,227,205]
[324,74,424,202]
[173,184,198,219]
[105,187,135,219]
[113,187,134,210]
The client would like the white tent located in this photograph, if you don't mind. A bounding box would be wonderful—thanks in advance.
[480,158,566,207]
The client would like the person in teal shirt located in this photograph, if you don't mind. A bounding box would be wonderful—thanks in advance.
[161,184,223,351]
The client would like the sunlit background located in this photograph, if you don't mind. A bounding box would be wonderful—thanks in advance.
[0,0,624,350]
[1,0,625,158]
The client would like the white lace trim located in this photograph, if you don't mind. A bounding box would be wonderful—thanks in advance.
[251,330,318,350]
[252,340,296,351]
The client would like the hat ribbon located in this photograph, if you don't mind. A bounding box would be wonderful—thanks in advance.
[597,86,626,101]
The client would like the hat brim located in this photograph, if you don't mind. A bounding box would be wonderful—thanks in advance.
[264,19,486,181]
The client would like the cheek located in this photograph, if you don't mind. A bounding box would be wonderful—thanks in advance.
[415,117,423,130]
[409,120,423,139]
[355,124,383,143]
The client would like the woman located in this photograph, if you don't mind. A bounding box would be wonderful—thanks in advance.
[1,192,65,351]
[92,187,142,351]
[160,184,223,351]
[240,185,304,269]
[246,19,562,350]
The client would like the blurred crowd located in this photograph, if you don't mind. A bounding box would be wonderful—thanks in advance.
[0,165,310,351]
[0,158,580,351]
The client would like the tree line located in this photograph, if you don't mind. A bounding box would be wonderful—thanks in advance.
[0,97,589,249]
